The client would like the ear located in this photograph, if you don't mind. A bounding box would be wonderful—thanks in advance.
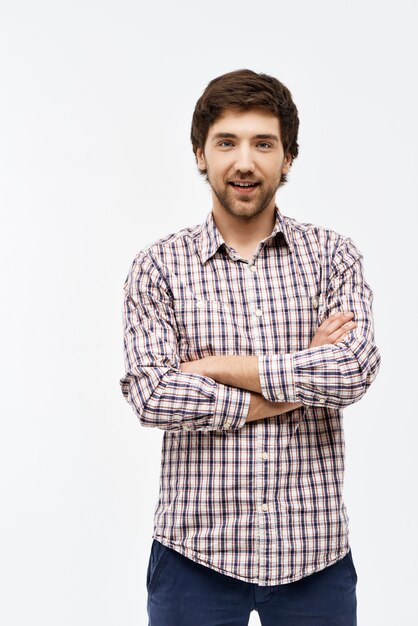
[282,153,292,174]
[196,148,207,172]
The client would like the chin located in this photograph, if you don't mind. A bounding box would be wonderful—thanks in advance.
[230,204,266,218]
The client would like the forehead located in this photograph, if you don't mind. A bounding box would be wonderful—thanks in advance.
[208,107,281,138]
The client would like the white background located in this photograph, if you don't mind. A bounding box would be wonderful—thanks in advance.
[1,1,417,624]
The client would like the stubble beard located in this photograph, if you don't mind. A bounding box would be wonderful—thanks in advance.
[205,170,281,220]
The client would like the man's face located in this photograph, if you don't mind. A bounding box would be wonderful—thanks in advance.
[196,108,292,220]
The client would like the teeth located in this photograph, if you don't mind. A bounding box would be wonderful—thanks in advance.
[232,182,256,187]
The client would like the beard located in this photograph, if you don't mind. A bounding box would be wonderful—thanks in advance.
[205,169,281,220]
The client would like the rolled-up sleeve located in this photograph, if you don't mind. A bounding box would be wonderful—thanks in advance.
[120,251,251,431]
[258,236,381,409]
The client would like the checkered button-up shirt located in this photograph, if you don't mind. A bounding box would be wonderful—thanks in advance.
[120,207,381,585]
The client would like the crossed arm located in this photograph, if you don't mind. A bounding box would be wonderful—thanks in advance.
[180,354,300,423]
[120,238,381,431]
[179,311,358,422]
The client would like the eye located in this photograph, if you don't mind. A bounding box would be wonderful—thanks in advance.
[257,142,271,149]
[218,140,234,148]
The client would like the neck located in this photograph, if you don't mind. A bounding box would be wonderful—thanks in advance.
[211,203,277,251]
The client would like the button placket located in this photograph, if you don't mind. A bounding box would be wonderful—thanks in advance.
[247,259,275,583]
[246,265,266,579]
[246,260,272,584]
[243,261,267,579]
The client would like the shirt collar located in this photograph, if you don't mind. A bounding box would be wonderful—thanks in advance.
[198,206,294,264]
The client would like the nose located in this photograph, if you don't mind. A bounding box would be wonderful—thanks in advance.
[234,145,255,174]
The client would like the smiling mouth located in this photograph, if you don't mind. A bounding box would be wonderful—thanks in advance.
[228,181,260,192]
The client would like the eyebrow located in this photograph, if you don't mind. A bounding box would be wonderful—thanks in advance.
[211,132,279,142]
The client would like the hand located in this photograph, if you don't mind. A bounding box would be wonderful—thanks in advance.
[309,311,357,349]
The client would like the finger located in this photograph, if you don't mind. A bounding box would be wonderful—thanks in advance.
[320,311,354,327]
[329,324,356,343]
[335,332,349,343]
[321,314,356,334]
[342,320,358,330]
[327,311,354,319]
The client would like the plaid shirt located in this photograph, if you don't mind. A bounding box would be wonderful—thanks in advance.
[120,207,381,585]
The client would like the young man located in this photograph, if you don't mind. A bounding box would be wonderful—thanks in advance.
[120,69,381,625]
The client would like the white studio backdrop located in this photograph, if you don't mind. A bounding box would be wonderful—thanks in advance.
[1,1,417,625]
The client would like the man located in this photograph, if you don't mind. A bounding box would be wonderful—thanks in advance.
[120,69,381,625]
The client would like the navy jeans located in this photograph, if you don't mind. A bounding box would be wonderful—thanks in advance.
[146,540,357,625]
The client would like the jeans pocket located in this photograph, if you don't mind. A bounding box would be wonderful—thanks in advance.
[146,539,172,595]
[344,549,358,585]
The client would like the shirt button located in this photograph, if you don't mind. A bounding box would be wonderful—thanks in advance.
[276,392,285,401]
[261,503,268,512]
[255,309,263,317]
[312,296,319,309]
[228,350,235,355]
[250,265,257,273]
[224,420,232,429]
[196,300,204,309]
[262,451,269,460]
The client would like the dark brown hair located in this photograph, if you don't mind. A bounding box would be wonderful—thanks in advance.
[191,69,299,185]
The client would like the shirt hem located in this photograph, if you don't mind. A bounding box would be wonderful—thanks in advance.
[152,533,351,586]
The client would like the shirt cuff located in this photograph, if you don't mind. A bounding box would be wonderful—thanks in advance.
[212,383,251,431]
[258,353,298,403]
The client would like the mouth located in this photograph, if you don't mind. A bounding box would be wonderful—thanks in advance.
[228,181,260,194]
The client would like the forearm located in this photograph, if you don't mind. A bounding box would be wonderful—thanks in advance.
[191,332,380,410]
[180,355,303,422]
[246,392,303,423]
[202,354,262,393]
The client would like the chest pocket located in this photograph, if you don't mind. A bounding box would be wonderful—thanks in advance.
[173,298,236,360]
[278,294,323,352]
